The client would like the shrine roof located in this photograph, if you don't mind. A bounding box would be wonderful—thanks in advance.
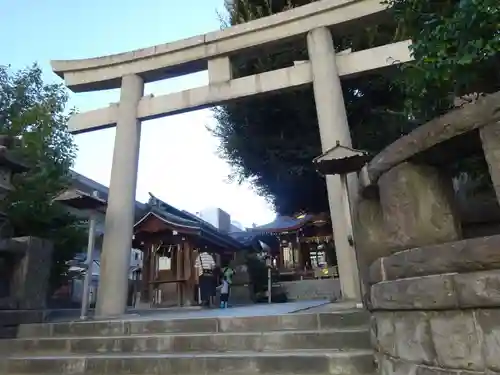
[248,214,316,233]
[70,170,147,220]
[135,209,200,232]
[229,231,274,247]
[134,193,244,250]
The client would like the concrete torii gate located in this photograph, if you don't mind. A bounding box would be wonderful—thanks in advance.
[51,0,413,317]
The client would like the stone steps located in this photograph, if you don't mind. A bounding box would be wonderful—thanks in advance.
[0,328,370,355]
[2,350,375,375]
[16,309,370,337]
[0,309,375,375]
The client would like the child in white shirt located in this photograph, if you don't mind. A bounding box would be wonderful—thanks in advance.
[217,277,230,309]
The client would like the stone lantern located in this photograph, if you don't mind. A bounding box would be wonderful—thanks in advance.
[313,141,370,176]
[313,142,370,306]
[313,141,370,244]
[0,134,33,313]
[54,189,107,319]
[0,135,29,221]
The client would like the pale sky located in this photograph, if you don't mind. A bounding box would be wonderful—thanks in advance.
[1,0,276,227]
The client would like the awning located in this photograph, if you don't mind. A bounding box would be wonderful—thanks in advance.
[54,189,107,211]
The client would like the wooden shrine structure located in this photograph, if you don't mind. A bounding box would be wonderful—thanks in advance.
[243,213,338,281]
[133,194,242,307]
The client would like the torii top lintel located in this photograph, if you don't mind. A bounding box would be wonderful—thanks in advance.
[51,0,414,135]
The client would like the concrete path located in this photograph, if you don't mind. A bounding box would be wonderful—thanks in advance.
[126,300,330,321]
[45,300,331,323]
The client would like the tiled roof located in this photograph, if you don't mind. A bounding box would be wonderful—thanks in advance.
[69,173,245,250]
[69,170,147,220]
[248,214,314,233]
[136,193,244,250]
[228,231,279,251]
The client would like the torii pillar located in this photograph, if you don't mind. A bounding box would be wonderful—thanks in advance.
[95,75,144,317]
[307,27,362,301]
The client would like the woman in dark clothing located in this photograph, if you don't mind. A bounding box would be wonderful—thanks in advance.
[212,265,222,306]
[195,251,216,307]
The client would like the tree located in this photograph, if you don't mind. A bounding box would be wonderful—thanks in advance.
[212,0,415,215]
[388,0,500,119]
[0,64,87,290]
[388,0,499,186]
[212,0,500,215]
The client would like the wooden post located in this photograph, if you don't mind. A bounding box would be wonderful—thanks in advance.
[184,240,195,306]
[149,243,155,306]
[296,232,302,272]
[193,248,200,304]
[140,243,149,303]
[267,264,272,304]
[185,241,193,305]
[175,243,182,306]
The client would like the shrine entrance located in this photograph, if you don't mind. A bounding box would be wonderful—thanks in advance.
[51,0,413,317]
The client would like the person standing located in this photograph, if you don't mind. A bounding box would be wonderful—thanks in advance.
[220,261,235,306]
[217,276,230,309]
[222,262,235,285]
[195,250,216,307]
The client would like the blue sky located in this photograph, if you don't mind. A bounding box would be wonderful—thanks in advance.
[1,0,276,227]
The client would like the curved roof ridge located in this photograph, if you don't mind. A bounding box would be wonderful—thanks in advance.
[140,193,243,250]
[250,214,315,233]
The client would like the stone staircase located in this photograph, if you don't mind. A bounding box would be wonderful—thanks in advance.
[0,309,374,374]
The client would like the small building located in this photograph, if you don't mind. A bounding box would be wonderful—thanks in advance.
[60,173,248,309]
[133,194,243,307]
[229,214,341,302]
[68,249,144,307]
[246,213,338,281]
[197,207,231,233]
[54,172,148,307]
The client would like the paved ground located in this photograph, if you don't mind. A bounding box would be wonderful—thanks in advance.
[45,300,332,323]
[128,300,330,321]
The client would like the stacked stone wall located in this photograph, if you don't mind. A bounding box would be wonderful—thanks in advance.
[368,235,500,375]
[281,279,341,301]
[351,93,500,375]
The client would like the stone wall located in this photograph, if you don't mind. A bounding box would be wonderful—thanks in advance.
[1,237,53,310]
[368,236,500,375]
[0,310,46,338]
[0,237,53,338]
[281,279,341,301]
[356,162,462,266]
[351,92,500,375]
[11,237,54,310]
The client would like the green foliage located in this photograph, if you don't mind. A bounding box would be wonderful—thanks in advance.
[213,0,500,215]
[212,0,415,214]
[387,0,500,185]
[0,64,87,290]
[388,0,500,119]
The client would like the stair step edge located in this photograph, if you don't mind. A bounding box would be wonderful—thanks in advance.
[6,326,370,341]
[3,348,374,360]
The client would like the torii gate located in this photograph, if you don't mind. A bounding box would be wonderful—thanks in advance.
[52,0,413,317]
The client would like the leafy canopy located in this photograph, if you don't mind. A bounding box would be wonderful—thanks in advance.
[212,0,500,215]
[389,0,500,119]
[213,0,413,215]
[0,64,87,289]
